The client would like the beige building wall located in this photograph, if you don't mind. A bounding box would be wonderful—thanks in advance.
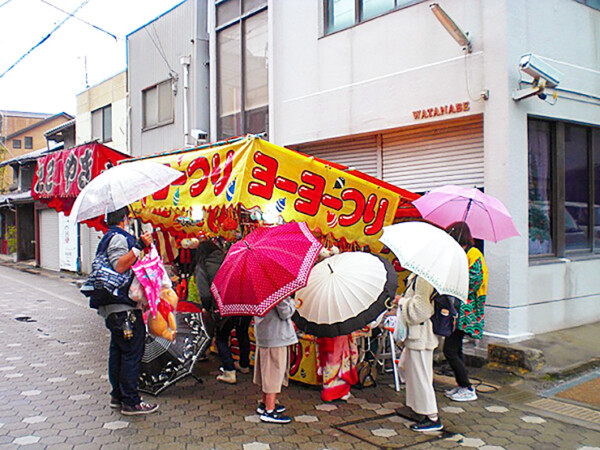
[75,70,128,274]
[2,115,48,137]
[76,71,128,153]
[0,114,71,192]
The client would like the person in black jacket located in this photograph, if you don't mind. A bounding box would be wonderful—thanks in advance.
[97,207,158,415]
[194,239,251,384]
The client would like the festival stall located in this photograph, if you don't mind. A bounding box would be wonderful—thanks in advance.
[32,142,130,231]
[126,135,419,249]
[30,142,131,271]
[124,135,420,387]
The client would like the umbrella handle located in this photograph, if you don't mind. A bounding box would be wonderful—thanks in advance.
[127,205,141,237]
[458,199,474,242]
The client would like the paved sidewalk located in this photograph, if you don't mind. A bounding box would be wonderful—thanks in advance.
[513,323,600,375]
[0,264,599,449]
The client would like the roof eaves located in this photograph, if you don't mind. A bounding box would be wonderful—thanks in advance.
[6,112,74,140]
[0,142,64,168]
[44,119,76,138]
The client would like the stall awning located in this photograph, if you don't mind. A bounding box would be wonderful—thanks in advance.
[32,142,130,229]
[125,135,420,251]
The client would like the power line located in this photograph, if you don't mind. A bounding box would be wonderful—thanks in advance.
[0,0,15,10]
[143,25,177,77]
[39,0,118,41]
[151,23,170,70]
[0,0,91,80]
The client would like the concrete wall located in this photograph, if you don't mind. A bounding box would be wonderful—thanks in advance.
[76,71,128,153]
[127,0,209,157]
[270,0,485,145]
[494,0,600,340]
[270,0,600,341]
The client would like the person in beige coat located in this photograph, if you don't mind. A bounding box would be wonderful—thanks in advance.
[398,273,443,432]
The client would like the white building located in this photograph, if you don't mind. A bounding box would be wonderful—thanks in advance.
[209,0,600,342]
[127,0,210,156]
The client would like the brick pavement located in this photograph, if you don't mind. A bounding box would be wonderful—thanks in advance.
[0,265,599,449]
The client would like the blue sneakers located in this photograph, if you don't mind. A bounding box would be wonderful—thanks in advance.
[256,402,286,415]
[410,418,444,432]
[259,410,292,424]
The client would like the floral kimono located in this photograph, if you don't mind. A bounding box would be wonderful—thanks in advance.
[318,335,358,402]
[457,247,488,339]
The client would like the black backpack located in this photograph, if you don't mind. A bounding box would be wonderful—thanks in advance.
[430,293,460,337]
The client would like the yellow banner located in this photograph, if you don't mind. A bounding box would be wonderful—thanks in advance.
[131,136,407,251]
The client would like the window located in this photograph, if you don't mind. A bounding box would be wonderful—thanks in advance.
[528,119,600,257]
[574,0,600,11]
[142,80,174,130]
[12,139,21,149]
[92,105,112,142]
[24,136,33,149]
[324,0,423,34]
[217,0,268,139]
[20,166,34,192]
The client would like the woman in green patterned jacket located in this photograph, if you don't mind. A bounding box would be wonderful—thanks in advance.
[443,222,488,402]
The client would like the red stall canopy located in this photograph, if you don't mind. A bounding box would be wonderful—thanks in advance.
[32,142,130,230]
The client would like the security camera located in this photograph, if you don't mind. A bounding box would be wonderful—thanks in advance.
[191,129,208,142]
[512,53,563,101]
[519,53,563,88]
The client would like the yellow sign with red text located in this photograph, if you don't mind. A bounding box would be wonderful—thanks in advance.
[130,136,414,250]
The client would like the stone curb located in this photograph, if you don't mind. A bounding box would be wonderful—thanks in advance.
[487,343,545,372]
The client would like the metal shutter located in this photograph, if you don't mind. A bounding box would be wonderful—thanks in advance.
[292,135,379,178]
[39,209,60,271]
[382,115,484,193]
[81,226,103,275]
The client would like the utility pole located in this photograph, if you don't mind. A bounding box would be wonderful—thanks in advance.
[84,55,89,89]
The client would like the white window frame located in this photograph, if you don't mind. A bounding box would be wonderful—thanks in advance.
[142,79,174,131]
[323,0,425,35]
[91,105,112,143]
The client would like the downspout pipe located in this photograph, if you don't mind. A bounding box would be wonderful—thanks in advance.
[180,55,191,147]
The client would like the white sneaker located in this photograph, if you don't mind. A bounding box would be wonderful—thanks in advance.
[444,386,460,397]
[216,370,237,384]
[449,387,477,402]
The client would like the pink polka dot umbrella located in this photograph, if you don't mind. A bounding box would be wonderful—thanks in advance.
[210,222,323,317]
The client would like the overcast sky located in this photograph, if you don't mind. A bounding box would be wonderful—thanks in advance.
[0,0,184,115]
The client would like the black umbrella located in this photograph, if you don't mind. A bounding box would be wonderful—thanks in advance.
[292,253,398,338]
[138,311,211,396]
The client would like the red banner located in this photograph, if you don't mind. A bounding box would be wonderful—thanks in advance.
[32,142,129,229]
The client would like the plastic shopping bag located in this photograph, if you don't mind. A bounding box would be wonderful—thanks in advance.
[131,244,168,319]
[392,307,408,343]
[128,276,147,305]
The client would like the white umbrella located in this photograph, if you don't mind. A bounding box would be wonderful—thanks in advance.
[293,252,397,337]
[70,160,183,222]
[379,221,468,301]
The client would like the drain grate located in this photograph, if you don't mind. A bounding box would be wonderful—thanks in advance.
[526,398,600,425]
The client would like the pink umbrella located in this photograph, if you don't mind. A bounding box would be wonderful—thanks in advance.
[210,222,323,317]
[413,185,519,242]
[131,245,168,319]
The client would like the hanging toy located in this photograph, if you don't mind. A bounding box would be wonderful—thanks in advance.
[222,209,238,231]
